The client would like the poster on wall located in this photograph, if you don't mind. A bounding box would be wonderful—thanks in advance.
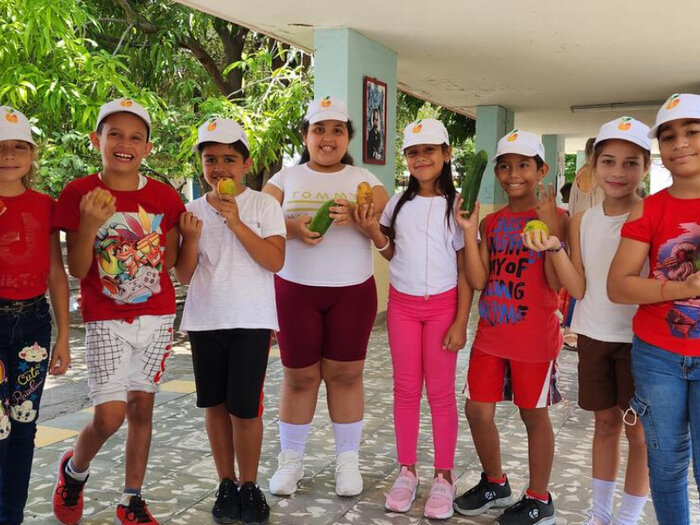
[363,76,387,165]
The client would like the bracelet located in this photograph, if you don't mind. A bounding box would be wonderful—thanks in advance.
[660,279,668,302]
[547,241,565,253]
[377,235,391,252]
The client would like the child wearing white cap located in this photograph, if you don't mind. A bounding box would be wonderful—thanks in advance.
[52,98,185,525]
[175,117,286,524]
[455,129,568,524]
[524,117,652,525]
[609,95,700,525]
[262,96,390,498]
[0,108,71,523]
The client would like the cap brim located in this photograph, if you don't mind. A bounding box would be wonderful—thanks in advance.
[594,135,650,151]
[97,110,151,136]
[492,145,543,162]
[308,111,348,124]
[402,134,449,150]
[192,134,249,153]
[648,110,700,138]
[0,130,36,146]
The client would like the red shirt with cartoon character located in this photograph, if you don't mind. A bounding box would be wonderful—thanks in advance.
[621,189,700,355]
[52,174,185,322]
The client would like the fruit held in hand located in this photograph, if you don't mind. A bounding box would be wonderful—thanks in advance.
[308,199,335,236]
[93,188,114,206]
[217,178,237,196]
[523,219,549,239]
[460,149,488,215]
[356,182,373,206]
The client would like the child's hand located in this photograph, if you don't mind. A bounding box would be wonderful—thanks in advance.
[353,203,380,236]
[535,183,558,234]
[79,189,115,231]
[179,212,202,242]
[521,231,561,253]
[48,336,70,375]
[293,215,323,245]
[686,271,700,297]
[456,197,480,236]
[217,194,242,231]
[443,322,467,352]
[330,199,353,227]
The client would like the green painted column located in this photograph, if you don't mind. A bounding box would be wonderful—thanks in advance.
[576,150,587,170]
[314,28,397,191]
[542,134,565,196]
[475,105,514,206]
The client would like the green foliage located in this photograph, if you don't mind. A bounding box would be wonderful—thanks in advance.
[564,153,577,183]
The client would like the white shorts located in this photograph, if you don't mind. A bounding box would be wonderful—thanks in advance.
[85,314,175,405]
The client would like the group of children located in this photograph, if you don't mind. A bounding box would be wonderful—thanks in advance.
[0,92,697,525]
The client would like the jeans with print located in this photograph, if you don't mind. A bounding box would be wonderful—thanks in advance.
[630,336,700,525]
[0,297,51,524]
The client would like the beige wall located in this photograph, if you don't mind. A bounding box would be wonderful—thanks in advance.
[373,250,390,314]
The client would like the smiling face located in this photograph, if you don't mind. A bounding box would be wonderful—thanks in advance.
[0,140,33,189]
[593,139,648,199]
[404,143,450,188]
[657,118,700,180]
[303,120,350,171]
[494,153,547,200]
[90,112,152,177]
[200,142,252,196]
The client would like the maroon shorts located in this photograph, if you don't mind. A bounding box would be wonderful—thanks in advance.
[274,275,377,369]
[577,334,634,411]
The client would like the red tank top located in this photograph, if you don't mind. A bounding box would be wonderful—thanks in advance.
[473,206,563,362]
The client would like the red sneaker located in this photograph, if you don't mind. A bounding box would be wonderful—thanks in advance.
[52,450,87,525]
[115,495,159,524]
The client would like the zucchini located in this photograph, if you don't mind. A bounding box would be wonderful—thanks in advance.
[460,149,488,215]
[308,199,335,236]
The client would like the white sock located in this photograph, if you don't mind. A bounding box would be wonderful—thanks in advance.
[592,478,616,524]
[613,492,647,525]
[65,458,89,482]
[279,421,311,457]
[332,420,363,456]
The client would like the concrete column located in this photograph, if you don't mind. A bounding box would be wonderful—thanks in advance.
[542,134,565,196]
[576,150,587,170]
[475,105,514,208]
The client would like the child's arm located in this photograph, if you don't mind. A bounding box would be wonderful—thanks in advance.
[47,232,70,375]
[443,249,474,351]
[262,184,321,245]
[542,211,569,291]
[173,212,202,284]
[353,203,394,261]
[165,227,179,270]
[609,203,700,304]
[456,201,489,290]
[67,190,116,279]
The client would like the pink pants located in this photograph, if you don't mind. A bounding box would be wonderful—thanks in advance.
[387,286,459,470]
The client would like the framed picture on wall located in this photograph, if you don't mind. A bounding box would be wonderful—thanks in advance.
[363,76,387,165]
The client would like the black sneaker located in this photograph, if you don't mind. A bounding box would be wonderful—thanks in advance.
[212,478,240,524]
[494,494,555,525]
[453,472,514,516]
[239,481,270,525]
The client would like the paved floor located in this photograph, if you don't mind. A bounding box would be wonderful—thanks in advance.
[24,302,693,524]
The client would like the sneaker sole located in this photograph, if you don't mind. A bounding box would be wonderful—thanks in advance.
[453,495,515,516]
[495,516,555,525]
[335,485,363,497]
[424,508,454,520]
[212,516,239,524]
[269,470,303,496]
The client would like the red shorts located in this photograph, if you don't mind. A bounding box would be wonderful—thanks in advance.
[274,275,377,369]
[466,347,562,409]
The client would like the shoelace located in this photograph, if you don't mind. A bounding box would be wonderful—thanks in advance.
[214,481,236,508]
[504,497,540,515]
[462,476,491,498]
[57,478,84,507]
[242,485,269,512]
[124,495,154,523]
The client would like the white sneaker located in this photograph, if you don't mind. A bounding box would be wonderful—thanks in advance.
[269,450,304,496]
[335,451,363,497]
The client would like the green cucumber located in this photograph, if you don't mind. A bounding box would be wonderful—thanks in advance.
[308,199,335,236]
[460,149,488,215]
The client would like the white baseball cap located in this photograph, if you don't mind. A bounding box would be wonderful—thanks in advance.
[648,93,700,138]
[96,98,151,138]
[305,96,349,124]
[402,119,450,151]
[192,118,249,152]
[494,129,545,162]
[594,117,651,151]
[0,107,36,146]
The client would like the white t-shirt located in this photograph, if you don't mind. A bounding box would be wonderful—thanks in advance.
[267,164,383,286]
[179,189,286,331]
[380,193,465,297]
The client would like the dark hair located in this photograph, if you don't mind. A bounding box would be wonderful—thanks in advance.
[560,182,572,197]
[388,144,456,238]
[592,139,651,170]
[585,137,596,159]
[197,140,250,160]
[299,120,354,165]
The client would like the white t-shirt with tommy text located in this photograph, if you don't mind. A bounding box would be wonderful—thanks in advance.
[180,189,286,331]
[380,193,465,297]
[267,164,383,286]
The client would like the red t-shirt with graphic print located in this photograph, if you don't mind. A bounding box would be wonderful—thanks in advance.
[0,189,54,300]
[52,174,185,322]
[621,189,700,355]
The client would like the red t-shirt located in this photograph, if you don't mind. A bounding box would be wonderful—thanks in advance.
[473,206,564,362]
[52,174,185,322]
[621,189,700,355]
[0,189,54,300]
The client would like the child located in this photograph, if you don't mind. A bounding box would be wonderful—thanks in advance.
[455,130,568,525]
[608,94,700,525]
[51,98,185,525]
[355,119,472,519]
[262,97,389,497]
[0,106,71,523]
[175,118,286,524]
[524,117,651,525]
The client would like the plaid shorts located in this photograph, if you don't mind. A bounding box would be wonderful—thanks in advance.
[85,314,175,405]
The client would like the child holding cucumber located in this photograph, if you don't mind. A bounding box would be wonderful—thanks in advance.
[262,96,389,498]
[523,117,651,525]
[355,118,472,519]
[608,94,700,525]
[176,118,286,524]
[456,130,568,525]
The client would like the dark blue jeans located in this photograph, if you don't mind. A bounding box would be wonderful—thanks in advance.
[0,297,51,524]
[630,336,700,525]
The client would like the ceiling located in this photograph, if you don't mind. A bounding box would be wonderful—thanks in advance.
[176,0,700,151]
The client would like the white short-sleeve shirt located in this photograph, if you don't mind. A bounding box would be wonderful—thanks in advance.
[180,189,286,331]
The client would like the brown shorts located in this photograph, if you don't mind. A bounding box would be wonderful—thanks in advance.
[577,334,634,411]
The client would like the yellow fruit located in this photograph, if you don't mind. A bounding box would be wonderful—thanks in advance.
[94,189,114,206]
[523,219,549,239]
[356,182,373,206]
[217,178,236,196]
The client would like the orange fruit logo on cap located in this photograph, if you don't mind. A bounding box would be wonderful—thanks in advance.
[412,120,423,133]
[618,117,632,131]
[320,97,331,108]
[120,99,134,107]
[506,130,519,142]
[666,94,680,110]
[4,109,18,124]
[207,120,217,131]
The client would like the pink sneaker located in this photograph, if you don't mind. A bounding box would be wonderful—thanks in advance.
[423,473,455,520]
[385,467,419,513]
